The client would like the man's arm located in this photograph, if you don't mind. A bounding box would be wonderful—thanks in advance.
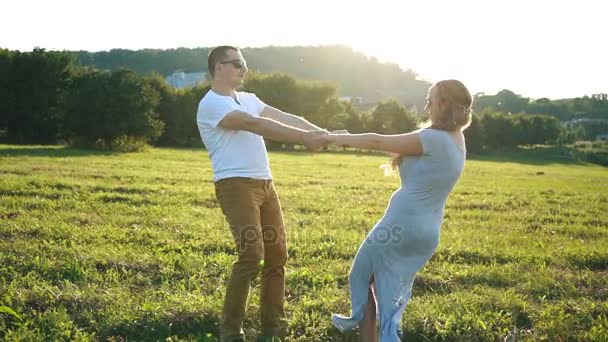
[260,106,325,131]
[219,110,325,151]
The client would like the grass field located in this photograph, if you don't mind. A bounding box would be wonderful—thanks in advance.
[1,144,607,341]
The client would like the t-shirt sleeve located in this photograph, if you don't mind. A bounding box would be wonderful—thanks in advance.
[251,93,267,116]
[418,128,437,156]
[197,97,241,129]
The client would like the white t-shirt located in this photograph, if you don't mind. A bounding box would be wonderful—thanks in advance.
[196,90,272,182]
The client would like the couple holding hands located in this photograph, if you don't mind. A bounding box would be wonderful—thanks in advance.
[197,46,472,342]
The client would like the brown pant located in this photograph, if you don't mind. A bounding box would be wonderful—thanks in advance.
[214,177,288,341]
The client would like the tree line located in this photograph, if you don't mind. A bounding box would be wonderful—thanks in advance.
[72,46,430,107]
[0,48,592,153]
[72,47,608,124]
[474,89,608,121]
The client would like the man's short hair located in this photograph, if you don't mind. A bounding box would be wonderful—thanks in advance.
[208,46,239,79]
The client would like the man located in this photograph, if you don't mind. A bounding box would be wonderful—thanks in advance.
[196,46,329,342]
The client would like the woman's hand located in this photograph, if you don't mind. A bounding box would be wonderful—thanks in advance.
[324,132,350,147]
[306,129,349,149]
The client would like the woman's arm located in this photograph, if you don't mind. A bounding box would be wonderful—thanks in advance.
[326,131,424,156]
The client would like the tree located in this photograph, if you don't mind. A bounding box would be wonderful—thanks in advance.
[72,46,431,108]
[62,68,163,150]
[324,100,364,133]
[243,72,301,114]
[0,49,12,139]
[146,74,206,147]
[243,71,337,127]
[3,49,75,144]
[366,99,417,134]
[481,111,516,149]
[463,112,484,153]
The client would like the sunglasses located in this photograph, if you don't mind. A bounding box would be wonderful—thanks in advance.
[220,59,247,69]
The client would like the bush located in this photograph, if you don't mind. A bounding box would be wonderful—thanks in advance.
[574,141,592,149]
[148,75,209,147]
[69,135,150,152]
[62,68,164,149]
[581,150,608,166]
[1,49,75,144]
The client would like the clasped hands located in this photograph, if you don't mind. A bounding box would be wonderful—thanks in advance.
[302,129,348,152]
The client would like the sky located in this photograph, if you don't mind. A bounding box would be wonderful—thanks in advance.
[2,0,607,99]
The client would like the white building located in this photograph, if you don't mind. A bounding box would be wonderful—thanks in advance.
[596,134,608,141]
[165,71,207,88]
[339,96,364,106]
[563,118,608,130]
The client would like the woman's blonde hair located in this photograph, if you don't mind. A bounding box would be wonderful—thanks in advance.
[423,79,473,131]
[390,79,473,170]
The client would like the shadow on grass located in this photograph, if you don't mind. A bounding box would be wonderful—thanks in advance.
[99,313,220,341]
[0,146,114,158]
[470,145,608,167]
[468,146,589,166]
[272,145,604,167]
[3,144,606,167]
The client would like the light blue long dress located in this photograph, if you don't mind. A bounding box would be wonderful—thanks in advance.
[332,128,466,341]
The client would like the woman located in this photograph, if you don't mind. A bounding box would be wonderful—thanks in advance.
[325,80,472,341]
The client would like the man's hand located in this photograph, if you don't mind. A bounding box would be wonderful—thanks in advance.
[323,131,354,148]
[302,130,328,152]
[302,129,349,151]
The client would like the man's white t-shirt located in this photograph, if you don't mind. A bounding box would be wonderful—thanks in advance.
[196,90,272,182]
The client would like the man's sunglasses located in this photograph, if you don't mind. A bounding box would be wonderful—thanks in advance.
[220,59,246,69]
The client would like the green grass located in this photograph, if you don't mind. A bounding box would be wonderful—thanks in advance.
[1,144,607,341]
